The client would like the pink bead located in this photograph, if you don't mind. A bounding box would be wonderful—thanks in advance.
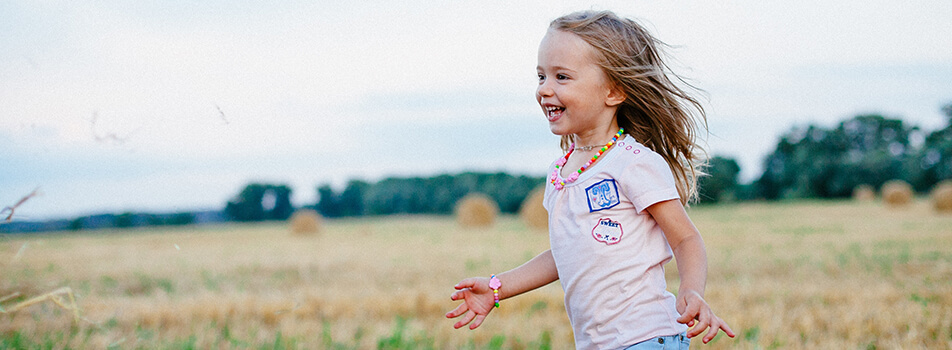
[567,173,579,182]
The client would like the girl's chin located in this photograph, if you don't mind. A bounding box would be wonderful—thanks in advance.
[547,123,572,136]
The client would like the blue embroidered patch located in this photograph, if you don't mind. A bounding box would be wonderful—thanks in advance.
[586,179,620,212]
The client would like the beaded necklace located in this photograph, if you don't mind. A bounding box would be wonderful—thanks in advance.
[550,128,624,190]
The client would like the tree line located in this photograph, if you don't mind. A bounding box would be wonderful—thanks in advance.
[224,172,545,221]
[2,103,949,232]
[229,102,951,220]
[699,103,952,202]
[754,105,952,200]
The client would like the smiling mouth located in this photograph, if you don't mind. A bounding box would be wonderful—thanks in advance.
[545,106,565,121]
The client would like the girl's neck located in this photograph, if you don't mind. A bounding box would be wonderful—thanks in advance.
[573,122,622,148]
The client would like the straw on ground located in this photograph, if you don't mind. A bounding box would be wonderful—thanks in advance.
[0,287,81,324]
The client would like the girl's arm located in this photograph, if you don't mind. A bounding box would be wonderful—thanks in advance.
[445,249,559,330]
[647,199,735,344]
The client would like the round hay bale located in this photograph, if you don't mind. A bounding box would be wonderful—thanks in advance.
[881,180,913,208]
[519,186,548,230]
[931,180,952,213]
[288,209,322,236]
[455,193,498,228]
[852,184,876,202]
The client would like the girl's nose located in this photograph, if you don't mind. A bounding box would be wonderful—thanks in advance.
[536,90,551,105]
[537,81,554,98]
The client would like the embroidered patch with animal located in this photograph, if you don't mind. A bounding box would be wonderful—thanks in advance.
[591,217,624,245]
[585,179,620,212]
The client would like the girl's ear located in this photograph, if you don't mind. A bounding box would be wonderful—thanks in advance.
[605,83,626,107]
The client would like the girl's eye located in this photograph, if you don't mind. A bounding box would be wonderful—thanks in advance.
[556,74,568,80]
[537,73,545,82]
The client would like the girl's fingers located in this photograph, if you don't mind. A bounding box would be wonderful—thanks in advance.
[686,308,711,338]
[718,317,736,338]
[676,300,699,324]
[454,278,477,290]
[702,316,730,343]
[702,318,721,343]
[453,310,476,329]
[445,301,469,319]
[675,296,687,315]
[470,314,487,330]
[674,294,734,343]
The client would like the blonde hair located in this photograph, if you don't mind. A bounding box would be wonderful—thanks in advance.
[551,10,707,204]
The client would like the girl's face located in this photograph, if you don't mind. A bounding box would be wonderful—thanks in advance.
[536,29,623,138]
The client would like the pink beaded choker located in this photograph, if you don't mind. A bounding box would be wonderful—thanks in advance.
[550,128,624,190]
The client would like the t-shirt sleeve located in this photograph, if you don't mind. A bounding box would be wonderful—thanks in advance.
[619,152,681,213]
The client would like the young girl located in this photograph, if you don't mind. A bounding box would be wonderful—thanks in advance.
[445,10,735,349]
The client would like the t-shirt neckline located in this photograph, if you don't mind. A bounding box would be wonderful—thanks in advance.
[559,134,632,188]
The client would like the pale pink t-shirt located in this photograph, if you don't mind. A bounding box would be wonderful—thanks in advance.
[543,135,687,349]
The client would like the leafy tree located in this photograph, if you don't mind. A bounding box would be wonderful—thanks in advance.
[145,212,195,226]
[225,183,293,221]
[365,177,429,215]
[698,156,741,203]
[315,184,340,217]
[316,172,545,217]
[912,102,952,189]
[115,212,135,228]
[167,212,195,226]
[68,217,83,231]
[756,114,917,199]
[338,180,369,217]
[943,102,952,124]
[317,181,370,218]
[269,185,294,220]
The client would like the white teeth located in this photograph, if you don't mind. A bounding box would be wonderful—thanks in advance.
[546,106,563,112]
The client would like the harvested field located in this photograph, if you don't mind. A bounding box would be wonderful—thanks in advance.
[2,200,951,349]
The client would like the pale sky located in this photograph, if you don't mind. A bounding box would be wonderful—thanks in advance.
[3,1,952,220]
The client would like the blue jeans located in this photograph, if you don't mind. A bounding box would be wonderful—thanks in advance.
[623,333,690,350]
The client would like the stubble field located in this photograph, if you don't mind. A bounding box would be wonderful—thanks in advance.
[1,200,951,349]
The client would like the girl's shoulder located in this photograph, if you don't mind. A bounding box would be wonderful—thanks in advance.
[610,137,680,206]
[607,136,673,180]
[612,136,664,165]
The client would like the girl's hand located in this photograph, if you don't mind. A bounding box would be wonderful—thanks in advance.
[445,277,496,330]
[676,290,736,344]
